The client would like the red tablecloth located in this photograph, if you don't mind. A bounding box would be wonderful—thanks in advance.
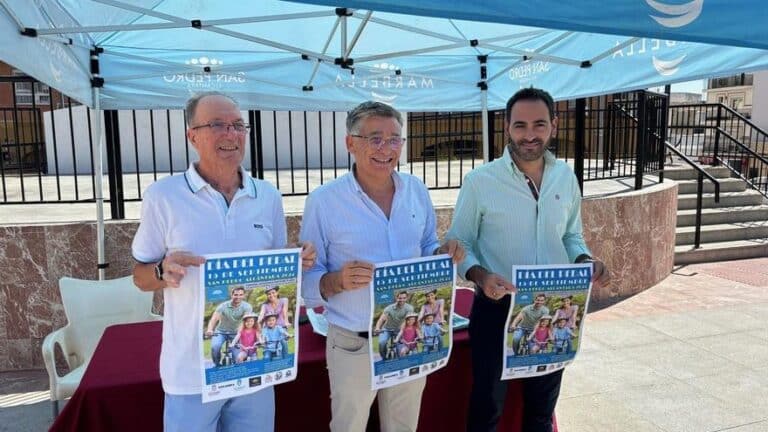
[50,289,552,431]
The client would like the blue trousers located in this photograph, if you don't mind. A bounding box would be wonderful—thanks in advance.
[467,291,562,432]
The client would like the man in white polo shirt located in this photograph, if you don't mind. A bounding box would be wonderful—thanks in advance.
[132,91,315,432]
[300,101,465,432]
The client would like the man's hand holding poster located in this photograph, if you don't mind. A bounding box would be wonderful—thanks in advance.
[369,255,456,390]
[502,263,592,379]
[199,249,301,402]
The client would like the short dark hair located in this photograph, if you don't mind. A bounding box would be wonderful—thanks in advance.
[232,286,246,294]
[346,101,403,134]
[505,87,556,122]
[535,293,547,300]
[396,291,409,298]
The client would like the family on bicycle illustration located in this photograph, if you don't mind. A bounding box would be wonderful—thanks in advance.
[204,284,296,368]
[507,293,582,356]
[372,288,450,361]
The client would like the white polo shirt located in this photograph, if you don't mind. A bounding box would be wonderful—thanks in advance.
[132,164,287,395]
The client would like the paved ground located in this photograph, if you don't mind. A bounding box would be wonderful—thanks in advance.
[1,257,766,432]
[557,258,768,432]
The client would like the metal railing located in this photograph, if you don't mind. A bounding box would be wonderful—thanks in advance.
[666,143,720,249]
[669,102,768,199]
[489,90,667,190]
[0,77,668,218]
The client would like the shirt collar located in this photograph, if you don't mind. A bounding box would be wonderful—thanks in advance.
[347,163,403,194]
[184,163,256,198]
[503,146,557,178]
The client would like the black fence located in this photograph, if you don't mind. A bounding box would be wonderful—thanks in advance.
[0,76,669,218]
[669,102,768,198]
[489,90,666,190]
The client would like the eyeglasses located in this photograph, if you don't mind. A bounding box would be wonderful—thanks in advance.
[351,134,406,150]
[191,121,251,134]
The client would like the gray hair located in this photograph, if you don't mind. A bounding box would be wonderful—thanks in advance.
[346,101,403,134]
[185,91,239,125]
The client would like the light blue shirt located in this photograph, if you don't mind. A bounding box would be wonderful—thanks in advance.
[300,170,441,331]
[447,147,590,282]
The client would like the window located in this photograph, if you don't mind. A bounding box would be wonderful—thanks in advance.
[12,69,50,106]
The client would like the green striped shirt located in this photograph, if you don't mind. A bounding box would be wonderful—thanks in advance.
[447,147,591,282]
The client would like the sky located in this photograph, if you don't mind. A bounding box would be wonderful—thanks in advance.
[650,79,705,95]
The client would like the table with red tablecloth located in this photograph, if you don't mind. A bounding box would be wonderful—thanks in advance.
[50,289,556,431]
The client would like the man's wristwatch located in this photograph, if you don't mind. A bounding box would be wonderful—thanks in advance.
[154,260,164,281]
[574,254,594,264]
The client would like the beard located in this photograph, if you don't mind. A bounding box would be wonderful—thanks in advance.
[507,137,550,162]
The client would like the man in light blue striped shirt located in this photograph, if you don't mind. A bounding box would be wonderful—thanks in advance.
[447,88,609,432]
[300,101,464,432]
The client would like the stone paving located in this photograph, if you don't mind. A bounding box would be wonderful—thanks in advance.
[557,258,768,432]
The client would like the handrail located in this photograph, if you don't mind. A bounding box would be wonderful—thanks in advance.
[666,142,720,249]
[615,100,716,249]
[673,103,768,137]
[715,127,768,166]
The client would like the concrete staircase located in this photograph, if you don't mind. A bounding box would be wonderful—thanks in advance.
[668,165,768,264]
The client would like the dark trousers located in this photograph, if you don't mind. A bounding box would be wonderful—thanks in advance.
[466,291,563,432]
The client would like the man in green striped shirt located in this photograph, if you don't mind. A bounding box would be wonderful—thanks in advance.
[447,87,609,432]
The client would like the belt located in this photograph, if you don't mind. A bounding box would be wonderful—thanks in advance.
[328,323,370,339]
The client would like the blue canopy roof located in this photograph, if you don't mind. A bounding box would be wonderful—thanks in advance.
[1,0,767,111]
[293,0,768,50]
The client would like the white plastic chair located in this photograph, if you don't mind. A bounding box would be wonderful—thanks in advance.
[42,276,161,417]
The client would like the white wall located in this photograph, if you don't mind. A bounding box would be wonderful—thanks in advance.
[44,107,409,175]
[752,70,768,132]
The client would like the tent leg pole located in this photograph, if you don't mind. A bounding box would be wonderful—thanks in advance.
[93,86,106,281]
[482,90,489,164]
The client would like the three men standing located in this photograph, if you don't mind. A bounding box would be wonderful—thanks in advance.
[131,88,608,432]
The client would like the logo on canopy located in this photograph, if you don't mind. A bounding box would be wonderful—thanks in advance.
[646,0,703,28]
[611,39,683,76]
[507,60,551,84]
[335,62,435,104]
[652,55,686,76]
[163,56,245,89]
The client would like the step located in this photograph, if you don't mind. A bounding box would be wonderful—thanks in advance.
[677,205,768,227]
[674,239,768,265]
[677,190,765,210]
[675,221,768,245]
[674,177,746,194]
[663,165,732,181]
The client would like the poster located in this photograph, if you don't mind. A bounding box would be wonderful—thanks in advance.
[502,263,592,380]
[199,248,301,402]
[369,255,456,390]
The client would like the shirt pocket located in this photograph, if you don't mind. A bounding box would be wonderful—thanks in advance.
[544,196,572,235]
